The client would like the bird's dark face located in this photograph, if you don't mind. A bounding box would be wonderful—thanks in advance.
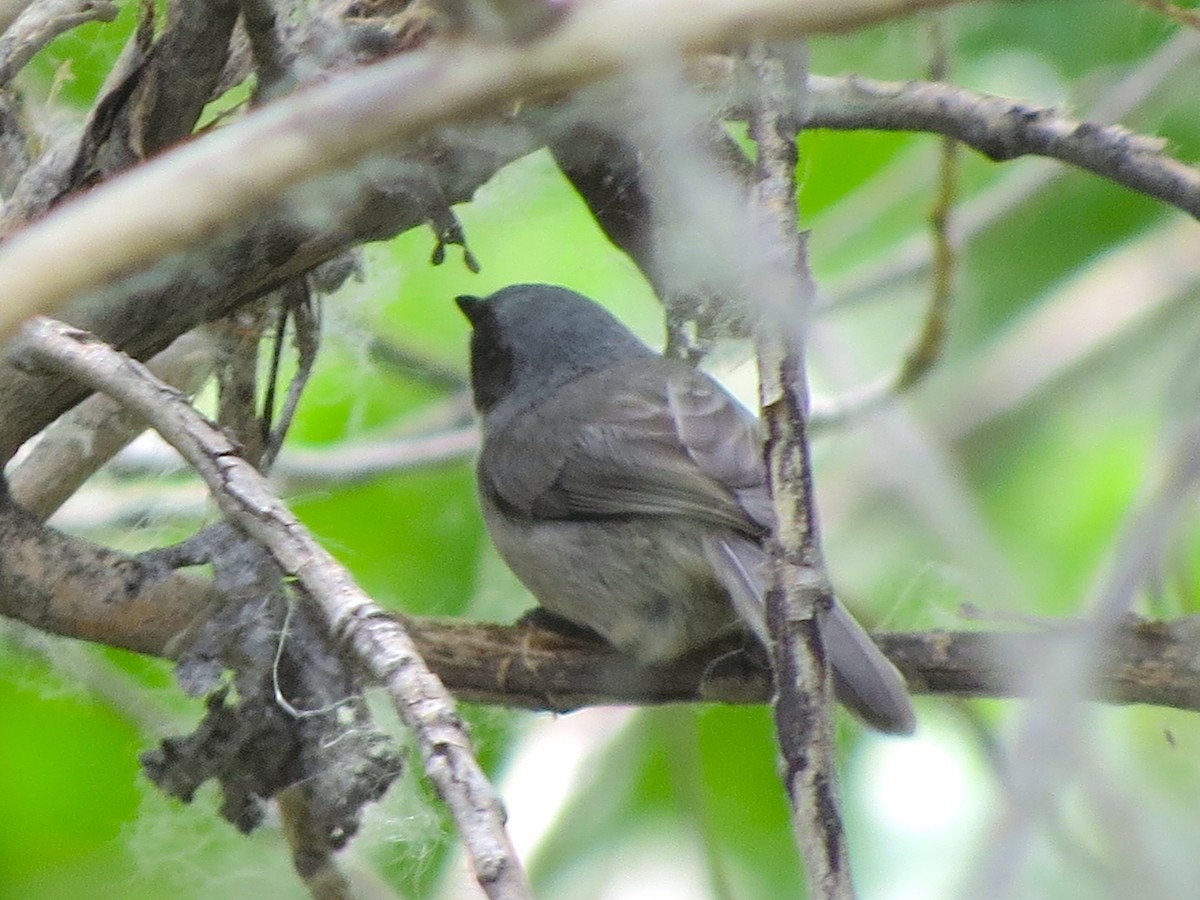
[456,294,515,414]
[456,284,655,415]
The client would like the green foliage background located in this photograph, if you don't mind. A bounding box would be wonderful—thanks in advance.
[3,2,1200,898]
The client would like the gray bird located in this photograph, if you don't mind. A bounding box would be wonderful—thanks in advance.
[457,283,915,734]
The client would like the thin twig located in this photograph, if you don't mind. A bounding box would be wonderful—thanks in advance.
[941,220,1199,438]
[277,785,355,900]
[902,20,957,389]
[98,424,479,486]
[809,24,960,426]
[215,303,271,466]
[261,281,319,472]
[966,403,1200,899]
[368,337,470,392]
[239,0,295,99]
[23,318,533,900]
[276,426,479,485]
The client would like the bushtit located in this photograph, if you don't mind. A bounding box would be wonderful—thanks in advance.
[457,283,915,734]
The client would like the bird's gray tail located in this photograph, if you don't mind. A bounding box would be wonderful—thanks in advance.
[707,536,915,735]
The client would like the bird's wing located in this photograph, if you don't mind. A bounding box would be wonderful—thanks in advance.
[483,361,767,535]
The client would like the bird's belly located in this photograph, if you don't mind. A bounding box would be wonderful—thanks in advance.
[482,506,739,663]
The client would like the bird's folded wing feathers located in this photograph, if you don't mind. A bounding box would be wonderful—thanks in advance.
[484,363,767,534]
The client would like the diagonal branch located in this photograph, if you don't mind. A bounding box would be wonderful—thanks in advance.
[0,0,1028,344]
[1131,0,1200,31]
[21,318,532,900]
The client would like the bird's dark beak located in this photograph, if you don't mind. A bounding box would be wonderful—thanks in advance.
[455,295,483,326]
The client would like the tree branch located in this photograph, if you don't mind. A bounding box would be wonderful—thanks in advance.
[21,318,532,900]
[0,493,218,655]
[748,40,856,900]
[1131,0,1200,31]
[802,73,1200,218]
[0,119,536,463]
[806,30,960,426]
[409,616,1200,714]
[4,534,1198,715]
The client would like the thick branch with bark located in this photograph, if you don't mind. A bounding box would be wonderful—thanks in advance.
[1,455,1196,717]
[403,616,1200,714]
[3,536,1197,714]
[0,494,217,654]
[0,122,537,462]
